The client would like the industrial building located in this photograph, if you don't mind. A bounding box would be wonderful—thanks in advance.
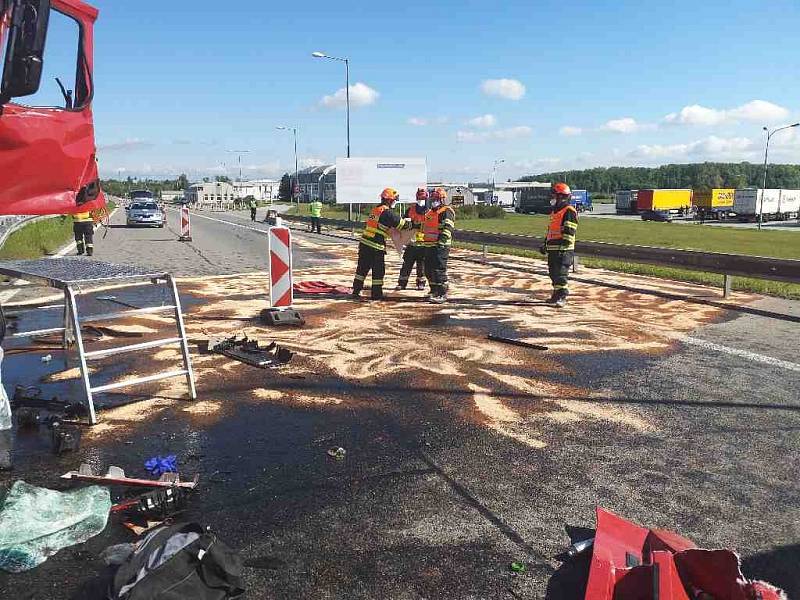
[185,181,236,208]
[296,165,337,203]
[232,179,279,202]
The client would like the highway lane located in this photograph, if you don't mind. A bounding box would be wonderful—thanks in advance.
[1,207,798,599]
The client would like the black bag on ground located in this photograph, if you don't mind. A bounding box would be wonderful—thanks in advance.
[108,522,244,600]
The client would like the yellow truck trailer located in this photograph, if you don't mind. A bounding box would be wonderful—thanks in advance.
[693,188,735,220]
[637,189,693,221]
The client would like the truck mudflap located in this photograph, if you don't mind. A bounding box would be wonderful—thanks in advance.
[584,507,786,600]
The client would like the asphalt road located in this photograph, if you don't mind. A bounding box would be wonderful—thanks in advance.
[1,207,798,599]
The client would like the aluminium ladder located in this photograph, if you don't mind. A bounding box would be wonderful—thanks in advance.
[0,258,196,424]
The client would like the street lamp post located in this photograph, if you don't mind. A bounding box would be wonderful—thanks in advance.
[760,123,799,230]
[490,159,505,206]
[276,126,299,210]
[313,51,352,220]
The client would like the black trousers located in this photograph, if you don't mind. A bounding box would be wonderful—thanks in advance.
[250,207,257,221]
[424,245,450,296]
[310,216,321,233]
[73,221,94,256]
[547,250,574,292]
[397,245,425,288]
[352,243,386,298]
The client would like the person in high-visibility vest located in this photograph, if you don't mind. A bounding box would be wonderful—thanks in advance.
[248,198,258,221]
[72,211,95,256]
[309,198,323,234]
[395,188,429,291]
[352,188,416,300]
[422,188,455,304]
[538,182,578,307]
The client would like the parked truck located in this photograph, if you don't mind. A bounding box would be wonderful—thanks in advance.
[693,188,735,221]
[515,185,553,214]
[777,189,800,220]
[637,189,693,222]
[615,190,639,214]
[734,189,780,222]
[570,190,592,212]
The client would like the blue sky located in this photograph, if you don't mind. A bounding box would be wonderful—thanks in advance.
[48,0,800,181]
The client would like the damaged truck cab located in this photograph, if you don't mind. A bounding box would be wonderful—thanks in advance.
[0,0,104,215]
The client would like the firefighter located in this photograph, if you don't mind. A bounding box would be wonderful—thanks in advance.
[351,188,416,300]
[309,198,323,233]
[539,182,578,307]
[73,211,95,256]
[395,188,429,291]
[248,197,258,221]
[422,188,455,304]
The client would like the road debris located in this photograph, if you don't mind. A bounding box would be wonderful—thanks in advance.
[0,481,111,573]
[327,447,346,460]
[293,280,352,296]
[40,354,52,363]
[260,307,305,327]
[50,420,82,454]
[144,454,178,476]
[112,487,187,520]
[99,542,136,566]
[205,335,294,368]
[487,333,548,351]
[566,537,594,558]
[584,507,786,600]
[509,561,526,573]
[61,464,199,490]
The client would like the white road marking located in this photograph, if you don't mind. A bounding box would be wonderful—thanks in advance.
[682,336,800,373]
[168,209,272,236]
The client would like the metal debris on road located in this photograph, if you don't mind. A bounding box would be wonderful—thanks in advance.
[205,335,294,368]
[327,447,346,460]
[260,307,305,327]
[293,280,352,296]
[61,464,199,489]
[487,333,549,351]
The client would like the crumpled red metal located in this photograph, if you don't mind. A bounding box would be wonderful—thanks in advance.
[0,0,105,216]
[585,507,786,600]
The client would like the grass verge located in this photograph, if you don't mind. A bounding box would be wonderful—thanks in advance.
[0,201,117,260]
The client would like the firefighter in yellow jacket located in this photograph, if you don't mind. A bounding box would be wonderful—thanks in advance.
[539,182,578,307]
[351,188,416,300]
[73,211,95,256]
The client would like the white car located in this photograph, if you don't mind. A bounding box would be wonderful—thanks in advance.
[126,202,165,227]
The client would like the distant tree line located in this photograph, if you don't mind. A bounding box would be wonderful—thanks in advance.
[521,162,800,193]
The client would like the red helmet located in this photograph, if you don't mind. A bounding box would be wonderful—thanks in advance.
[552,182,571,196]
[431,188,447,201]
[381,188,399,203]
[416,188,429,201]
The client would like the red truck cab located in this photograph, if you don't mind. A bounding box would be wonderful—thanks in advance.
[0,0,104,215]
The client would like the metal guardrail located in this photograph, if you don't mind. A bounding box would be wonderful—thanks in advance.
[283,214,800,286]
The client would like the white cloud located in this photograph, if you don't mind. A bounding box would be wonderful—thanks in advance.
[457,125,532,143]
[480,78,526,101]
[407,116,448,126]
[299,157,327,169]
[514,157,561,171]
[98,138,153,152]
[601,117,643,134]
[466,114,497,128]
[559,126,583,137]
[629,135,754,160]
[664,100,790,126]
[320,82,379,109]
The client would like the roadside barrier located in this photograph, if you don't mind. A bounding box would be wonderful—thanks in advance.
[179,206,192,242]
[268,226,293,308]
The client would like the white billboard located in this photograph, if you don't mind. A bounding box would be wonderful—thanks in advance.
[335,157,427,204]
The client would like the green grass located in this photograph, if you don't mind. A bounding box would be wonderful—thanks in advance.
[0,201,117,260]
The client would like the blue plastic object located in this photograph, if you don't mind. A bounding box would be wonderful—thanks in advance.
[144,455,178,477]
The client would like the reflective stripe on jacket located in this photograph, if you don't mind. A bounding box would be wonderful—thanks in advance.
[545,205,578,251]
[421,206,455,247]
[73,212,93,223]
[361,205,392,251]
[407,204,427,245]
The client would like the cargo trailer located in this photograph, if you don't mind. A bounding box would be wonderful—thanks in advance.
[570,190,592,212]
[777,189,800,219]
[693,188,735,220]
[734,189,780,221]
[516,186,553,214]
[637,189,692,222]
[615,190,639,214]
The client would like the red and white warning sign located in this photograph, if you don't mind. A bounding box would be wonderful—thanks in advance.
[268,226,293,308]
[179,205,192,241]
